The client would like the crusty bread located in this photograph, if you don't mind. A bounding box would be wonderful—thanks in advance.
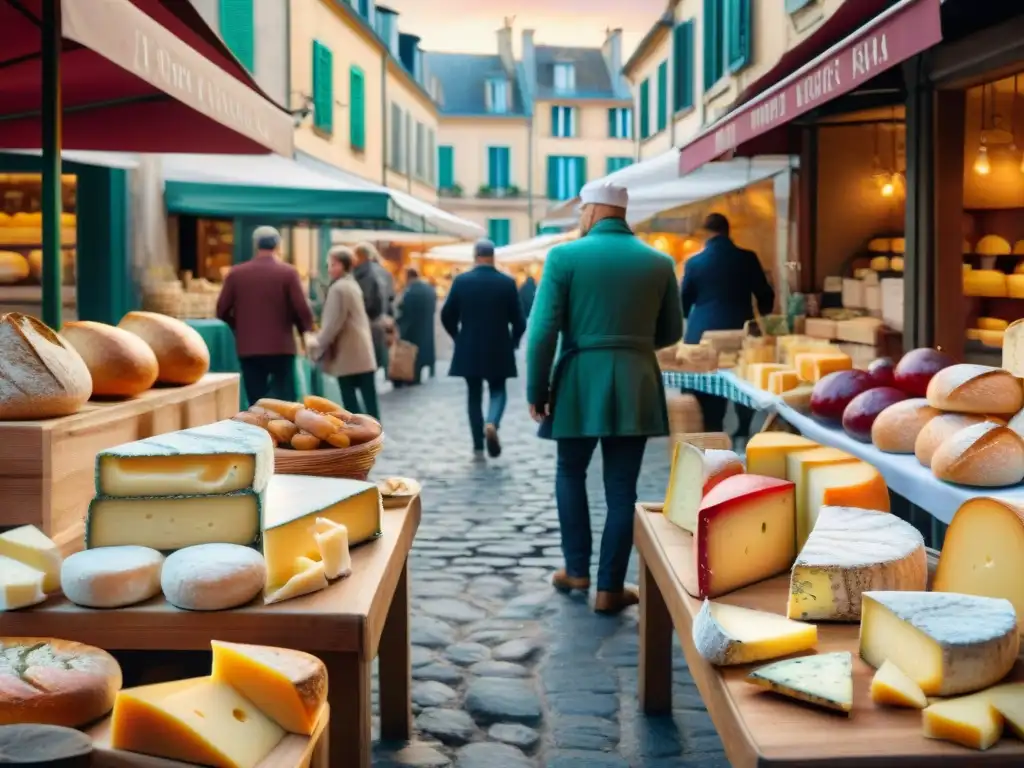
[871,398,941,453]
[925,363,1023,415]
[60,321,158,398]
[930,421,1024,487]
[117,311,210,385]
[0,637,121,726]
[914,412,1002,467]
[0,313,92,419]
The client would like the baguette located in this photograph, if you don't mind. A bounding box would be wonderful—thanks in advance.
[914,413,1003,467]
[925,363,1023,415]
[930,421,1024,487]
[871,398,941,453]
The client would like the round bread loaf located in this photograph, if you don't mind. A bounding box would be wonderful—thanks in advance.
[914,412,1000,467]
[0,724,93,767]
[0,313,92,420]
[161,543,266,611]
[871,398,941,453]
[117,311,210,385]
[61,546,164,608]
[0,638,121,727]
[926,363,1024,415]
[60,321,159,398]
[930,421,1024,487]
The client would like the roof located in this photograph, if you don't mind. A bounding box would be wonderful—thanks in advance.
[424,52,528,116]
[623,13,673,75]
[533,46,630,100]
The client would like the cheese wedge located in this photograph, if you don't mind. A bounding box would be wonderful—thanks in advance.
[263,557,328,606]
[314,518,352,580]
[744,432,817,480]
[747,363,789,390]
[785,447,859,548]
[664,442,743,533]
[870,659,927,708]
[923,691,1004,750]
[813,460,890,514]
[0,555,46,611]
[211,640,327,735]
[988,683,1024,740]
[794,352,852,383]
[0,525,61,592]
[692,599,817,665]
[746,652,853,713]
[766,370,800,394]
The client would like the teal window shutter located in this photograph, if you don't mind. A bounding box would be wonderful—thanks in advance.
[573,157,587,198]
[639,79,650,139]
[656,60,668,131]
[786,0,813,11]
[219,0,254,71]
[607,108,617,138]
[438,145,454,188]
[673,21,694,112]
[488,219,511,247]
[349,66,365,150]
[312,41,334,134]
[606,157,633,174]
[546,156,559,199]
[487,147,510,189]
[703,0,723,90]
[727,0,752,73]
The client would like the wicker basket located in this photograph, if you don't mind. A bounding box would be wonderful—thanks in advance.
[274,427,385,481]
[667,393,703,435]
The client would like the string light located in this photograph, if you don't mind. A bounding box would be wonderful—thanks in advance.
[974,145,991,175]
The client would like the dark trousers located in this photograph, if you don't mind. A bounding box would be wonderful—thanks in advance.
[465,377,507,451]
[690,390,754,436]
[338,371,380,420]
[556,436,648,591]
[240,354,296,405]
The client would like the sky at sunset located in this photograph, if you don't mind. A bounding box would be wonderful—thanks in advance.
[381,0,667,56]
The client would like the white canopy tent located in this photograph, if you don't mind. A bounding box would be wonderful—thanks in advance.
[496,230,578,264]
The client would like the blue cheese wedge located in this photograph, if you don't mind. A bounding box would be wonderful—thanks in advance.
[96,420,274,497]
[746,652,853,713]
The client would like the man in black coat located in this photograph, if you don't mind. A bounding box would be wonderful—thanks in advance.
[441,240,526,459]
[680,213,775,435]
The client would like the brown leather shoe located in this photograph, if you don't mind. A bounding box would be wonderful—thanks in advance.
[594,587,640,615]
[552,570,591,593]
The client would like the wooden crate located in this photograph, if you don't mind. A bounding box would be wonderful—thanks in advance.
[0,373,240,549]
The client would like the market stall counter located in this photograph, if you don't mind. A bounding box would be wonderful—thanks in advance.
[661,368,780,411]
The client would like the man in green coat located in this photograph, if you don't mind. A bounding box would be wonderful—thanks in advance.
[526,181,683,615]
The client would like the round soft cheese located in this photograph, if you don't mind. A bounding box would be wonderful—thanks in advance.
[0,724,92,766]
[60,546,164,608]
[161,543,266,611]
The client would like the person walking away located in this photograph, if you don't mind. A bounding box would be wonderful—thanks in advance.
[308,247,380,419]
[353,242,395,374]
[216,225,314,405]
[519,273,537,320]
[680,213,774,439]
[526,182,683,615]
[441,239,525,459]
[395,267,436,385]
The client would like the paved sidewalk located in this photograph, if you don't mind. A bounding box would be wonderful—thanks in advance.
[367,368,728,768]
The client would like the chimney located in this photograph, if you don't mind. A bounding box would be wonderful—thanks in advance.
[399,33,421,78]
[521,29,536,100]
[602,27,623,80]
[497,17,516,75]
[374,5,400,58]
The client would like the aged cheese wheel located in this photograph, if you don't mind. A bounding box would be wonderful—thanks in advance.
[0,638,122,726]
[60,546,164,608]
[0,724,92,766]
[161,543,266,611]
[0,251,29,284]
[117,311,210,385]
[60,321,159,398]
[0,313,92,420]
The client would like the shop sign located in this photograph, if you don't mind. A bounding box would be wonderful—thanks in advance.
[680,0,942,176]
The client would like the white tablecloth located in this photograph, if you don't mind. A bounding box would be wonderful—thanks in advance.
[718,370,780,410]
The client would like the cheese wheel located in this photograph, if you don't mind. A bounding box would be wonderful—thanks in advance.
[161,543,266,611]
[0,638,122,726]
[0,251,29,284]
[0,724,93,767]
[0,313,92,420]
[871,398,941,454]
[914,413,999,468]
[925,364,1023,415]
[930,422,1024,487]
[117,311,210,385]
[60,546,164,608]
[60,321,158,398]
[978,317,1009,332]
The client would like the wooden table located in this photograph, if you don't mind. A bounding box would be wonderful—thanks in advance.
[634,504,1024,767]
[5,498,421,768]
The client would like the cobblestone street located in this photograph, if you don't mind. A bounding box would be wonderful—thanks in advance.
[368,365,729,768]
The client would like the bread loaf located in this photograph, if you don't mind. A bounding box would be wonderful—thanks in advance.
[871,398,941,453]
[0,637,122,726]
[0,313,92,419]
[60,321,158,398]
[930,421,1024,487]
[117,311,210,385]
[925,364,1023,415]
[914,413,1002,467]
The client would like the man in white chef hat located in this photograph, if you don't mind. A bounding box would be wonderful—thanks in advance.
[525,181,683,614]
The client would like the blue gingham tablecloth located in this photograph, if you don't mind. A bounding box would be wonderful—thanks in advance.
[661,368,780,411]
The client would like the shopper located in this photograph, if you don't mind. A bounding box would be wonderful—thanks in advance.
[352,242,395,374]
[519,273,537,320]
[526,182,682,615]
[395,267,437,384]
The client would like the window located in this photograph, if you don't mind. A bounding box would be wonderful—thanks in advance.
[608,108,632,139]
[438,145,454,189]
[349,66,365,150]
[551,106,576,138]
[415,122,426,180]
[673,20,695,112]
[487,147,511,191]
[312,40,333,134]
[220,0,254,71]
[656,60,668,132]
[405,112,412,174]
[606,157,633,175]
[427,129,436,184]
[703,0,724,89]
[486,78,509,114]
[704,0,750,88]
[726,0,752,73]
[546,156,587,201]
[554,62,576,92]
[389,102,404,172]
[357,0,371,16]
[488,219,512,248]
[639,79,650,139]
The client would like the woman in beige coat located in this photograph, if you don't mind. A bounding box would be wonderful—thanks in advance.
[311,247,380,419]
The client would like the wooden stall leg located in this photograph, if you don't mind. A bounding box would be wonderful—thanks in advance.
[322,652,371,768]
[378,561,412,743]
[639,554,673,715]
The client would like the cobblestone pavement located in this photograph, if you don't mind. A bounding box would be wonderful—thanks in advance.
[367,365,731,768]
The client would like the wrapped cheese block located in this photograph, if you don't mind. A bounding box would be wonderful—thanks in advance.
[60,321,159,398]
[117,311,210,386]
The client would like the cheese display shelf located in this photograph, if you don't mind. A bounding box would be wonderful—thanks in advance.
[634,506,1024,767]
[661,369,779,410]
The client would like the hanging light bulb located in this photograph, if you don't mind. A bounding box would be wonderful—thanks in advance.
[881,175,895,197]
[974,144,991,175]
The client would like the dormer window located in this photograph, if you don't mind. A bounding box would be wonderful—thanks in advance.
[554,62,575,93]
[486,78,509,114]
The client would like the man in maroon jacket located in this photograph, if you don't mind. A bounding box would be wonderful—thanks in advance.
[216,226,315,404]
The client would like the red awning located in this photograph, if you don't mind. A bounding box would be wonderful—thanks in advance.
[0,0,294,155]
[678,0,943,175]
